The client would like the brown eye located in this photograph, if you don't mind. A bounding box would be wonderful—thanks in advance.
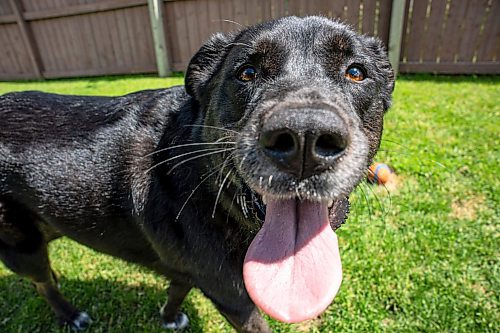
[237,65,257,82]
[345,65,365,82]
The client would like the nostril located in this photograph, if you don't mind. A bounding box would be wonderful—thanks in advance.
[272,132,295,153]
[315,133,347,157]
[260,128,303,177]
[263,131,296,154]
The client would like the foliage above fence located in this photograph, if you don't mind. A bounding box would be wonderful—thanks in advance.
[0,0,498,80]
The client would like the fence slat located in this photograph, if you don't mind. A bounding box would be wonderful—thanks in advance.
[269,0,283,19]
[457,0,489,63]
[22,0,147,21]
[345,0,361,31]
[285,0,301,17]
[362,0,376,35]
[421,0,447,63]
[9,0,43,78]
[405,0,429,63]
[378,0,393,47]
[327,0,344,20]
[0,1,14,15]
[438,0,468,63]
[245,0,259,24]
[476,0,499,62]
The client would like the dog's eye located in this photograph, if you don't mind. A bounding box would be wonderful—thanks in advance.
[345,66,365,82]
[237,66,257,82]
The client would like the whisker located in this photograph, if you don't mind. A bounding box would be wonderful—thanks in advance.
[361,181,387,218]
[225,42,253,49]
[217,18,246,28]
[166,148,234,175]
[381,138,410,148]
[295,185,302,201]
[184,124,240,135]
[226,189,239,225]
[163,147,232,163]
[378,182,393,216]
[238,152,248,169]
[175,154,236,221]
[198,153,235,181]
[216,150,234,183]
[145,148,233,174]
[142,138,235,158]
[215,135,236,143]
[212,168,234,218]
[175,168,221,221]
[357,183,373,217]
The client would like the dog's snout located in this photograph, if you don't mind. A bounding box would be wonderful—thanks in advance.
[259,108,348,179]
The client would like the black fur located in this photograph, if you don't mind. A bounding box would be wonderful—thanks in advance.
[0,16,393,332]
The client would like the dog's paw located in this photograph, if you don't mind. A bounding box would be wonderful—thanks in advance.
[162,312,189,330]
[69,311,92,331]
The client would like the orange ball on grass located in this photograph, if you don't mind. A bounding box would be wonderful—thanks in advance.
[367,162,393,185]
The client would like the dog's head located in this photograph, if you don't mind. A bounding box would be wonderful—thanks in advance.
[185,16,394,323]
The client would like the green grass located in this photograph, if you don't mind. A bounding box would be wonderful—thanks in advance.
[0,74,185,96]
[0,74,498,332]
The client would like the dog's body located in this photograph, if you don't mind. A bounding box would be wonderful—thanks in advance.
[0,17,393,332]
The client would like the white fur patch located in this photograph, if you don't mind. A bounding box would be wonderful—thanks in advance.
[162,312,189,330]
[71,312,92,331]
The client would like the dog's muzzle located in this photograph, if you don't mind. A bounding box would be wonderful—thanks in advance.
[259,107,349,179]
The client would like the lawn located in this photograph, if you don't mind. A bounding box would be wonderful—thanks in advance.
[0,74,498,333]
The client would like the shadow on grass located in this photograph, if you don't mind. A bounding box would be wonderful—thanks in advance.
[0,273,206,333]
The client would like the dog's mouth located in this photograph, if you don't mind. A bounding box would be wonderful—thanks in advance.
[231,109,364,322]
[242,193,349,323]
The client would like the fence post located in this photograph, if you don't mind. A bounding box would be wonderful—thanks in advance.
[388,0,407,75]
[148,0,171,77]
[9,0,43,79]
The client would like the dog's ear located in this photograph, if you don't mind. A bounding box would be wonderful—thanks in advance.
[185,33,235,100]
[362,36,395,110]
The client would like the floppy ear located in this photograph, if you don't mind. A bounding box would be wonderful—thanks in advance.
[363,36,395,110]
[185,33,235,100]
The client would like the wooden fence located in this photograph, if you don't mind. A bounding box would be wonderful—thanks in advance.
[0,0,498,80]
[399,0,499,74]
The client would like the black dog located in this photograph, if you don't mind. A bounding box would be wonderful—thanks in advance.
[0,16,393,332]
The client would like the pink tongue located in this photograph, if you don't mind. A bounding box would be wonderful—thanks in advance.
[243,199,342,323]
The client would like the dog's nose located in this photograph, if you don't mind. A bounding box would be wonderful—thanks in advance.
[260,108,348,179]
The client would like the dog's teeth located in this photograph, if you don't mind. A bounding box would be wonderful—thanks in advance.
[328,200,334,208]
[262,195,268,205]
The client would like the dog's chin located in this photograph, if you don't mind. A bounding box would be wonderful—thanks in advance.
[234,167,359,232]
[249,171,362,201]
[234,154,368,202]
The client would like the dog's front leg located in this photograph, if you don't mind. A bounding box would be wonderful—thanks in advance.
[216,303,271,333]
[196,261,272,333]
[160,280,191,330]
[210,293,272,333]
